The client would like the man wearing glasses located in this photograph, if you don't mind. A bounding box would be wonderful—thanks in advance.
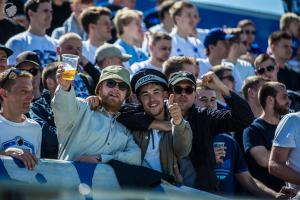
[0,68,42,170]
[15,51,43,101]
[168,71,254,191]
[254,53,300,112]
[52,65,141,165]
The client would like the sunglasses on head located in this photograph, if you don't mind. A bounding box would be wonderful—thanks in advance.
[243,30,256,35]
[106,79,128,91]
[173,86,195,95]
[22,68,39,76]
[220,75,235,82]
[0,68,25,88]
[256,65,275,74]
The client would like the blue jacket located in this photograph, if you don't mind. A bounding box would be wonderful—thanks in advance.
[29,90,58,159]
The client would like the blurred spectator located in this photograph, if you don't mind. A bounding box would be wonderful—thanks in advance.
[114,8,147,68]
[196,85,286,198]
[52,65,141,165]
[148,0,174,34]
[190,5,209,43]
[15,51,42,101]
[57,32,94,98]
[0,0,25,44]
[6,0,57,66]
[169,1,205,58]
[254,54,279,81]
[223,28,255,92]
[0,44,13,72]
[210,65,236,109]
[269,31,300,91]
[0,68,42,170]
[95,43,131,72]
[47,0,72,35]
[81,7,112,64]
[254,53,300,112]
[198,28,236,77]
[162,56,198,78]
[29,63,59,159]
[280,12,300,59]
[131,32,171,75]
[269,111,300,192]
[237,19,262,63]
[244,82,290,191]
[242,76,268,118]
[130,68,192,183]
[51,0,94,40]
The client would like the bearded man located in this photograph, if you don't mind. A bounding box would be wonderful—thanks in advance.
[243,81,291,192]
[52,65,140,165]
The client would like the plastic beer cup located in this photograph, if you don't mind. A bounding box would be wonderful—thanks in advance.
[62,54,79,80]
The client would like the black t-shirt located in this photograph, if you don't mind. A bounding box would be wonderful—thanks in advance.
[0,18,25,44]
[47,1,72,36]
[278,66,300,91]
[243,118,285,191]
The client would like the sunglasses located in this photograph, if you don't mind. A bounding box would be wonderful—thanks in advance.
[220,75,235,82]
[173,86,195,95]
[256,65,275,74]
[243,30,256,35]
[0,68,25,87]
[21,68,39,76]
[106,79,128,91]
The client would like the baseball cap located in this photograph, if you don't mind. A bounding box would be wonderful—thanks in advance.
[95,43,132,64]
[168,71,196,88]
[204,28,237,49]
[95,65,131,97]
[15,51,42,69]
[0,44,13,57]
[131,68,168,95]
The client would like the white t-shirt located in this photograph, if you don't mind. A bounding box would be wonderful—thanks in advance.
[197,58,212,77]
[273,112,300,191]
[223,59,255,82]
[82,40,98,64]
[130,59,162,76]
[170,30,206,59]
[6,31,57,67]
[0,115,42,157]
[142,129,162,172]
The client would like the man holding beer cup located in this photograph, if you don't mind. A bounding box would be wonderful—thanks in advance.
[52,65,141,165]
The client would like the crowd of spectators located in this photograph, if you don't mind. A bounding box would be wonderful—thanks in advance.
[0,0,300,198]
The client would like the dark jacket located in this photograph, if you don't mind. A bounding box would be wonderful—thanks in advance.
[186,91,254,191]
[29,90,58,159]
[117,91,254,191]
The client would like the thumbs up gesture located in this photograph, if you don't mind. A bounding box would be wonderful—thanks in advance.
[168,94,183,125]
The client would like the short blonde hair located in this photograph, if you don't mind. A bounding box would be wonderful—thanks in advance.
[169,1,195,25]
[280,12,300,31]
[58,32,82,47]
[114,8,142,37]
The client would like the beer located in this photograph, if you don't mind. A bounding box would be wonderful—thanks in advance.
[62,69,76,80]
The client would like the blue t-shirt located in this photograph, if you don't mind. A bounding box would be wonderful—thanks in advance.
[213,134,248,195]
[115,39,148,66]
[243,118,285,191]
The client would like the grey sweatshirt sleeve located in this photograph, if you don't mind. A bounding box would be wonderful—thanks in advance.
[102,129,141,165]
[172,119,193,159]
[51,86,86,143]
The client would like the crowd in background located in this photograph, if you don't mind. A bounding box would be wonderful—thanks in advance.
[0,0,300,198]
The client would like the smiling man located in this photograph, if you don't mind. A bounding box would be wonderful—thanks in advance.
[0,68,42,170]
[130,68,192,183]
[52,65,140,165]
